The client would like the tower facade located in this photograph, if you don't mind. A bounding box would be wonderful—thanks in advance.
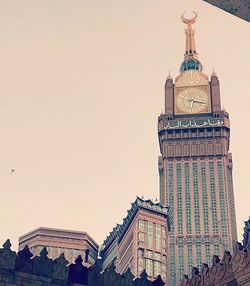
[158,13,237,285]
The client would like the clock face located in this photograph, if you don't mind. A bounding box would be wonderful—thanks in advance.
[176,88,210,114]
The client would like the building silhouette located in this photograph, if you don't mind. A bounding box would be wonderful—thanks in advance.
[100,197,171,282]
[18,227,98,265]
[157,13,237,285]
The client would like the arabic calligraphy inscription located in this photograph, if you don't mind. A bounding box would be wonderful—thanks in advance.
[163,118,224,130]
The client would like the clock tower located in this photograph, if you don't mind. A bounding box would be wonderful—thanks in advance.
[158,13,237,285]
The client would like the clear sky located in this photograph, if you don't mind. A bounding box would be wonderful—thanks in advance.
[0,0,249,250]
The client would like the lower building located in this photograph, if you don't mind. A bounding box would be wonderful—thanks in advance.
[18,227,98,265]
[100,197,171,282]
[243,217,250,248]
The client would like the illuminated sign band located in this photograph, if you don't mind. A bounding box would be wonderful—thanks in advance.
[159,117,228,131]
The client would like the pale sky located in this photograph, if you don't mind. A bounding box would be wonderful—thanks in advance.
[0,0,249,250]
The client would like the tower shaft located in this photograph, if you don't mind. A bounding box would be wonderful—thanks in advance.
[158,13,237,286]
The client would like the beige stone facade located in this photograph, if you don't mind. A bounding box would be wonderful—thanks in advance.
[18,227,98,265]
[158,14,237,285]
[100,197,171,282]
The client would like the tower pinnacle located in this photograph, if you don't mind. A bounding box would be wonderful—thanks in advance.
[182,11,198,59]
[180,11,203,73]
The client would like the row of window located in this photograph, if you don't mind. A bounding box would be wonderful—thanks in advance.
[31,246,88,263]
[218,162,228,234]
[138,257,166,280]
[201,162,210,234]
[193,162,201,234]
[185,163,192,234]
[209,162,218,234]
[167,164,174,234]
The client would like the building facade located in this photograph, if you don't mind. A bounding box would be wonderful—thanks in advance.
[100,197,171,282]
[158,13,237,285]
[243,217,250,248]
[19,227,98,265]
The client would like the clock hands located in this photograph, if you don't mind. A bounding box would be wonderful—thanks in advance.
[188,98,206,105]
[193,99,206,104]
[190,98,194,108]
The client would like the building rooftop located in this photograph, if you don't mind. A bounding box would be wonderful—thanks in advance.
[19,227,99,250]
[101,196,171,252]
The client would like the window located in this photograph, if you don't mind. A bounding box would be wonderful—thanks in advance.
[138,220,145,231]
[138,265,144,275]
[138,257,144,266]
[162,238,166,248]
[138,232,145,242]
[154,261,161,276]
[138,249,144,258]
[155,224,161,251]
[161,226,166,236]
[214,244,220,256]
[147,250,153,258]
[148,222,154,248]
[154,252,161,261]
[146,259,153,277]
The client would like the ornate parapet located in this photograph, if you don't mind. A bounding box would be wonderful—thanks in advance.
[1,239,249,285]
[0,240,165,286]
[183,242,250,285]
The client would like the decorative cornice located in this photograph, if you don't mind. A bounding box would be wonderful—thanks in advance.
[101,197,171,253]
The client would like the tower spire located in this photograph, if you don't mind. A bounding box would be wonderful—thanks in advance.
[181,11,198,59]
[180,12,203,73]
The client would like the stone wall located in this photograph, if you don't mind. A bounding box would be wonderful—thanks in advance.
[0,239,249,285]
[183,242,250,286]
[0,239,164,286]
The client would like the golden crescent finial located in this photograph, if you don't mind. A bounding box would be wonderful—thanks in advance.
[181,11,198,25]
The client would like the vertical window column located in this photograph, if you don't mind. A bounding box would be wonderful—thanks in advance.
[209,162,218,234]
[205,241,211,265]
[187,243,193,275]
[185,163,192,234]
[148,222,153,249]
[146,259,153,277]
[201,162,209,234]
[169,238,176,286]
[155,224,161,251]
[178,241,184,283]
[218,161,228,249]
[193,162,200,234]
[167,164,174,233]
[196,241,202,269]
[176,163,183,234]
